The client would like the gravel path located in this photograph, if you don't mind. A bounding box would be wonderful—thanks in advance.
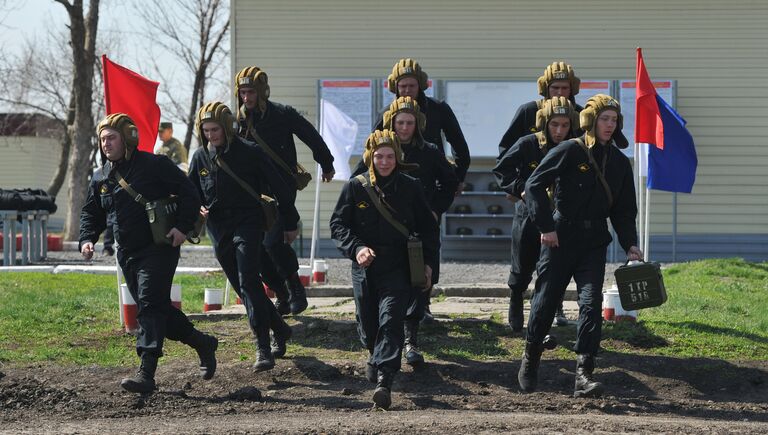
[39,249,626,287]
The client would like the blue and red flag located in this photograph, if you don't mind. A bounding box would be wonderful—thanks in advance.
[635,48,697,193]
[102,55,161,154]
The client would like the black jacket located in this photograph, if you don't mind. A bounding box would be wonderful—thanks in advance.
[493,133,551,200]
[79,151,200,254]
[188,136,300,231]
[524,136,638,252]
[375,94,470,182]
[330,171,440,277]
[497,99,584,158]
[351,140,458,216]
[238,100,335,180]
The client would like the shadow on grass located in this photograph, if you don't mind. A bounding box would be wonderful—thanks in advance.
[654,320,768,345]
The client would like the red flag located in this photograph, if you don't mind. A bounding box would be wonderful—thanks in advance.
[102,55,160,153]
[635,48,665,150]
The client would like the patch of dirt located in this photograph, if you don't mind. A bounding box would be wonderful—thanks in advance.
[1,350,766,433]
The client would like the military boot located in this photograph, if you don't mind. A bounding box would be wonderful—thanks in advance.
[270,282,292,316]
[518,342,544,392]
[574,354,604,398]
[508,288,524,332]
[403,320,425,366]
[121,353,158,394]
[254,347,275,371]
[286,273,308,315]
[270,319,293,358]
[372,368,395,410]
[182,329,218,380]
[554,302,569,327]
[365,354,377,383]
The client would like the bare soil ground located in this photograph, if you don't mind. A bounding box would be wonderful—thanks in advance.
[2,317,767,434]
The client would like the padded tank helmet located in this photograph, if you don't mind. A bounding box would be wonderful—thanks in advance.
[382,96,427,133]
[537,62,580,98]
[234,66,270,114]
[387,58,429,94]
[97,113,139,162]
[195,102,238,149]
[579,94,629,148]
[535,96,579,147]
[361,129,419,186]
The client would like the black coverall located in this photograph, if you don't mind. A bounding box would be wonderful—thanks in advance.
[375,93,471,182]
[79,151,201,357]
[188,137,300,348]
[238,101,335,292]
[497,99,583,158]
[524,137,637,355]
[351,140,457,320]
[493,133,554,327]
[330,171,439,372]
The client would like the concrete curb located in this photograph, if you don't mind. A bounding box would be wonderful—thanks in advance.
[62,241,214,253]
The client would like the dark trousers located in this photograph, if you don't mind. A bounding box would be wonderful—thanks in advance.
[261,214,299,281]
[208,214,284,347]
[118,244,193,357]
[507,214,541,292]
[526,241,607,355]
[103,225,114,249]
[352,265,411,373]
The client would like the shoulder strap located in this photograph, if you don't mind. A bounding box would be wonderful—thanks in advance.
[245,122,296,175]
[214,156,262,202]
[574,138,613,208]
[113,170,148,206]
[354,174,410,238]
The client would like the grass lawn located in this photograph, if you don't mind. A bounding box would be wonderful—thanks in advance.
[0,258,766,367]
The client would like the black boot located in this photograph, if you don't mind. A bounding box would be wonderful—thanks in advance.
[269,282,292,316]
[508,288,524,332]
[404,320,424,366]
[365,355,377,383]
[286,273,308,315]
[270,318,292,358]
[574,354,604,398]
[373,368,395,410]
[518,342,544,393]
[254,347,275,371]
[554,302,568,327]
[121,353,158,393]
[182,330,218,380]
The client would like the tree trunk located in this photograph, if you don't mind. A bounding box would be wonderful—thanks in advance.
[60,0,100,241]
[47,94,75,197]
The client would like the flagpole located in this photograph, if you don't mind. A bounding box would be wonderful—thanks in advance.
[309,163,322,271]
[644,180,651,261]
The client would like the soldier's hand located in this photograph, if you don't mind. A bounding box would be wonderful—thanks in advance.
[627,246,643,261]
[541,231,559,248]
[283,229,299,244]
[423,265,433,291]
[81,242,95,260]
[506,193,521,204]
[356,246,376,267]
[167,228,187,247]
[322,171,335,182]
[199,206,209,218]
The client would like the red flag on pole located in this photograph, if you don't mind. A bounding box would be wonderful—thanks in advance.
[635,48,665,150]
[102,55,160,153]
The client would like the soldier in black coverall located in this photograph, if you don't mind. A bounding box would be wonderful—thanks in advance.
[493,96,579,332]
[353,96,458,366]
[234,66,336,317]
[188,102,300,371]
[497,61,584,326]
[79,114,217,394]
[518,95,643,398]
[331,130,440,410]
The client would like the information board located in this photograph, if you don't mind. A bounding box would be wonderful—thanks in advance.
[618,80,675,157]
[575,80,612,108]
[319,80,374,154]
[445,81,539,157]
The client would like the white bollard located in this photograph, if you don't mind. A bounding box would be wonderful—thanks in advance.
[204,288,223,312]
[170,284,182,310]
[312,259,328,284]
[120,284,139,334]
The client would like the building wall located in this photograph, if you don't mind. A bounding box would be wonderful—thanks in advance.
[232,0,768,259]
[0,135,69,229]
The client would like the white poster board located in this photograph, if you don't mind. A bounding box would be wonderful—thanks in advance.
[618,80,675,157]
[575,80,612,108]
[319,80,374,155]
[445,81,539,157]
